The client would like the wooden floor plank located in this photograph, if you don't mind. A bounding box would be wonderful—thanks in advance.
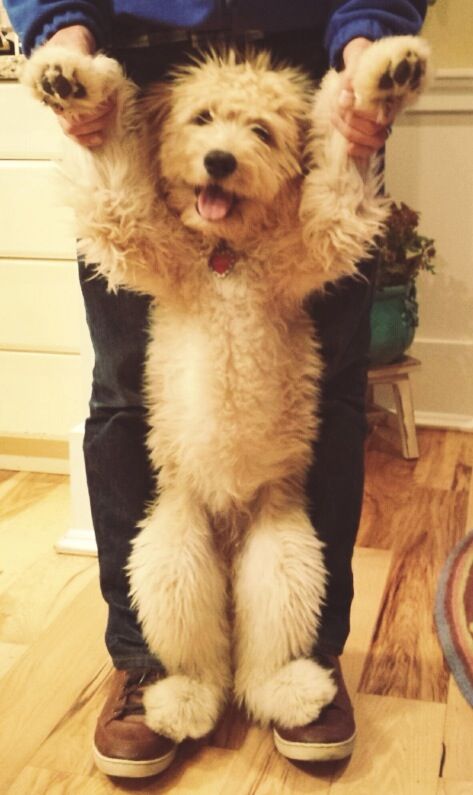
[210,703,250,750]
[217,725,332,795]
[6,766,119,795]
[467,468,473,532]
[442,679,473,783]
[0,469,17,487]
[358,479,470,702]
[413,430,470,491]
[0,640,27,677]
[0,471,66,523]
[329,693,445,795]
[0,552,97,645]
[0,474,71,595]
[341,547,392,695]
[437,781,473,795]
[360,438,418,550]
[0,578,108,791]
[155,746,237,795]
[30,662,111,778]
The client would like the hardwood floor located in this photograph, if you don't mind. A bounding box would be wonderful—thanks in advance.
[1,427,472,793]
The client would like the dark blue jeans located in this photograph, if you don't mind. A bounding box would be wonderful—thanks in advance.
[79,33,374,669]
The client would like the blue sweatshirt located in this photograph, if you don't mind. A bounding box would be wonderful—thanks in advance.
[4,0,426,65]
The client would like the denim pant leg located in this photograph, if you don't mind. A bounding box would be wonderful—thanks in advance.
[79,262,163,671]
[306,264,375,657]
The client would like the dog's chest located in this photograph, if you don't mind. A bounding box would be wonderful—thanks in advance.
[151,276,303,409]
[146,272,319,498]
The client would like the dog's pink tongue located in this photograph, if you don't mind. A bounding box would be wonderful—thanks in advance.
[198,185,233,221]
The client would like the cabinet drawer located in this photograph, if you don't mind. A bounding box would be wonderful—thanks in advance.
[0,82,63,159]
[0,350,88,439]
[0,162,76,259]
[0,259,85,353]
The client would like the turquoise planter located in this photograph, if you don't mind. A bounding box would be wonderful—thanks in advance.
[369,282,419,366]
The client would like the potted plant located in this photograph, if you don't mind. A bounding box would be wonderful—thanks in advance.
[369,200,436,366]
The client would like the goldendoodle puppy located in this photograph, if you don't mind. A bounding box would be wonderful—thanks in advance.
[23,36,429,743]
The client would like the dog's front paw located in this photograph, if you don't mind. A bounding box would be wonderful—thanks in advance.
[21,45,124,114]
[353,35,431,119]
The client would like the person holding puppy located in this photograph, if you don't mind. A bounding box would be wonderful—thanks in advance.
[5,0,427,779]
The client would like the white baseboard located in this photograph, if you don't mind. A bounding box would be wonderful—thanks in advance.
[59,421,95,556]
[0,454,69,474]
[55,527,97,556]
[415,411,473,432]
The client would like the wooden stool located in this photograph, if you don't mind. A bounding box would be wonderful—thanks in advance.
[367,356,421,460]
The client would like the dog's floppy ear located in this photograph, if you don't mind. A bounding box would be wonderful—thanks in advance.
[139,82,173,167]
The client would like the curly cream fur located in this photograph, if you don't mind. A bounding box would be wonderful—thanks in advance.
[22,38,429,741]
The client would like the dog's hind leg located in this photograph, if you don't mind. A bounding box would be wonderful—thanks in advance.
[233,485,336,728]
[128,487,231,742]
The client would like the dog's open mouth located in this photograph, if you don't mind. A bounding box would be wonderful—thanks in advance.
[196,184,236,222]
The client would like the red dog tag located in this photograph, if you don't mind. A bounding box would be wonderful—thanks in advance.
[208,241,237,278]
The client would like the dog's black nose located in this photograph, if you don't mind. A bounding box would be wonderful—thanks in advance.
[204,150,237,180]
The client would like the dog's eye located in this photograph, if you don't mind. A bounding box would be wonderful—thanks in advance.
[192,110,213,125]
[251,124,272,145]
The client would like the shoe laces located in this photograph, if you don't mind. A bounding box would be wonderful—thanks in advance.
[114,670,159,719]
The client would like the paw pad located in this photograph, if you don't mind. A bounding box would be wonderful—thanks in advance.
[377,51,426,95]
[38,64,87,110]
[353,37,430,119]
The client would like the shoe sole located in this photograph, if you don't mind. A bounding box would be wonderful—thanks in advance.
[273,728,356,762]
[93,743,177,778]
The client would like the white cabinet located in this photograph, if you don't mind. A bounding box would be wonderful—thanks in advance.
[0,80,89,469]
[0,162,76,259]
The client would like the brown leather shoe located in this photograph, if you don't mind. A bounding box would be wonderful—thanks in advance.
[273,655,356,762]
[93,669,177,778]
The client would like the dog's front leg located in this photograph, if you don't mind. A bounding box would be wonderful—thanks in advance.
[22,45,164,295]
[233,484,336,728]
[127,486,231,742]
[299,68,387,284]
[300,36,430,284]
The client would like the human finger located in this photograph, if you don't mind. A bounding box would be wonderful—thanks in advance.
[340,108,387,137]
[331,111,388,153]
[56,116,104,147]
[55,99,115,146]
[71,132,105,148]
[61,99,114,128]
[347,141,379,160]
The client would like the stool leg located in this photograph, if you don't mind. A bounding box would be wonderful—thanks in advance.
[392,376,419,460]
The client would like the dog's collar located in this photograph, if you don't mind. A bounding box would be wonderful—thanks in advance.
[208,240,238,278]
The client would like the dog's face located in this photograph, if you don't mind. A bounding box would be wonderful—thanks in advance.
[147,51,311,242]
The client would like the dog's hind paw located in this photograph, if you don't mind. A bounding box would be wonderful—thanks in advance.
[143,674,225,743]
[352,35,431,119]
[21,45,124,114]
[242,658,337,728]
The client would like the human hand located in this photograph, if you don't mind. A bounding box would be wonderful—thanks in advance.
[332,37,392,160]
[43,25,115,148]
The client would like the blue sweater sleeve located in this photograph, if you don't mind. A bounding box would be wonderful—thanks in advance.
[3,0,113,54]
[325,0,427,67]
[4,0,427,59]
[3,0,218,54]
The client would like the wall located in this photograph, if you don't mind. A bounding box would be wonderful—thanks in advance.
[423,0,473,68]
[383,70,473,428]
